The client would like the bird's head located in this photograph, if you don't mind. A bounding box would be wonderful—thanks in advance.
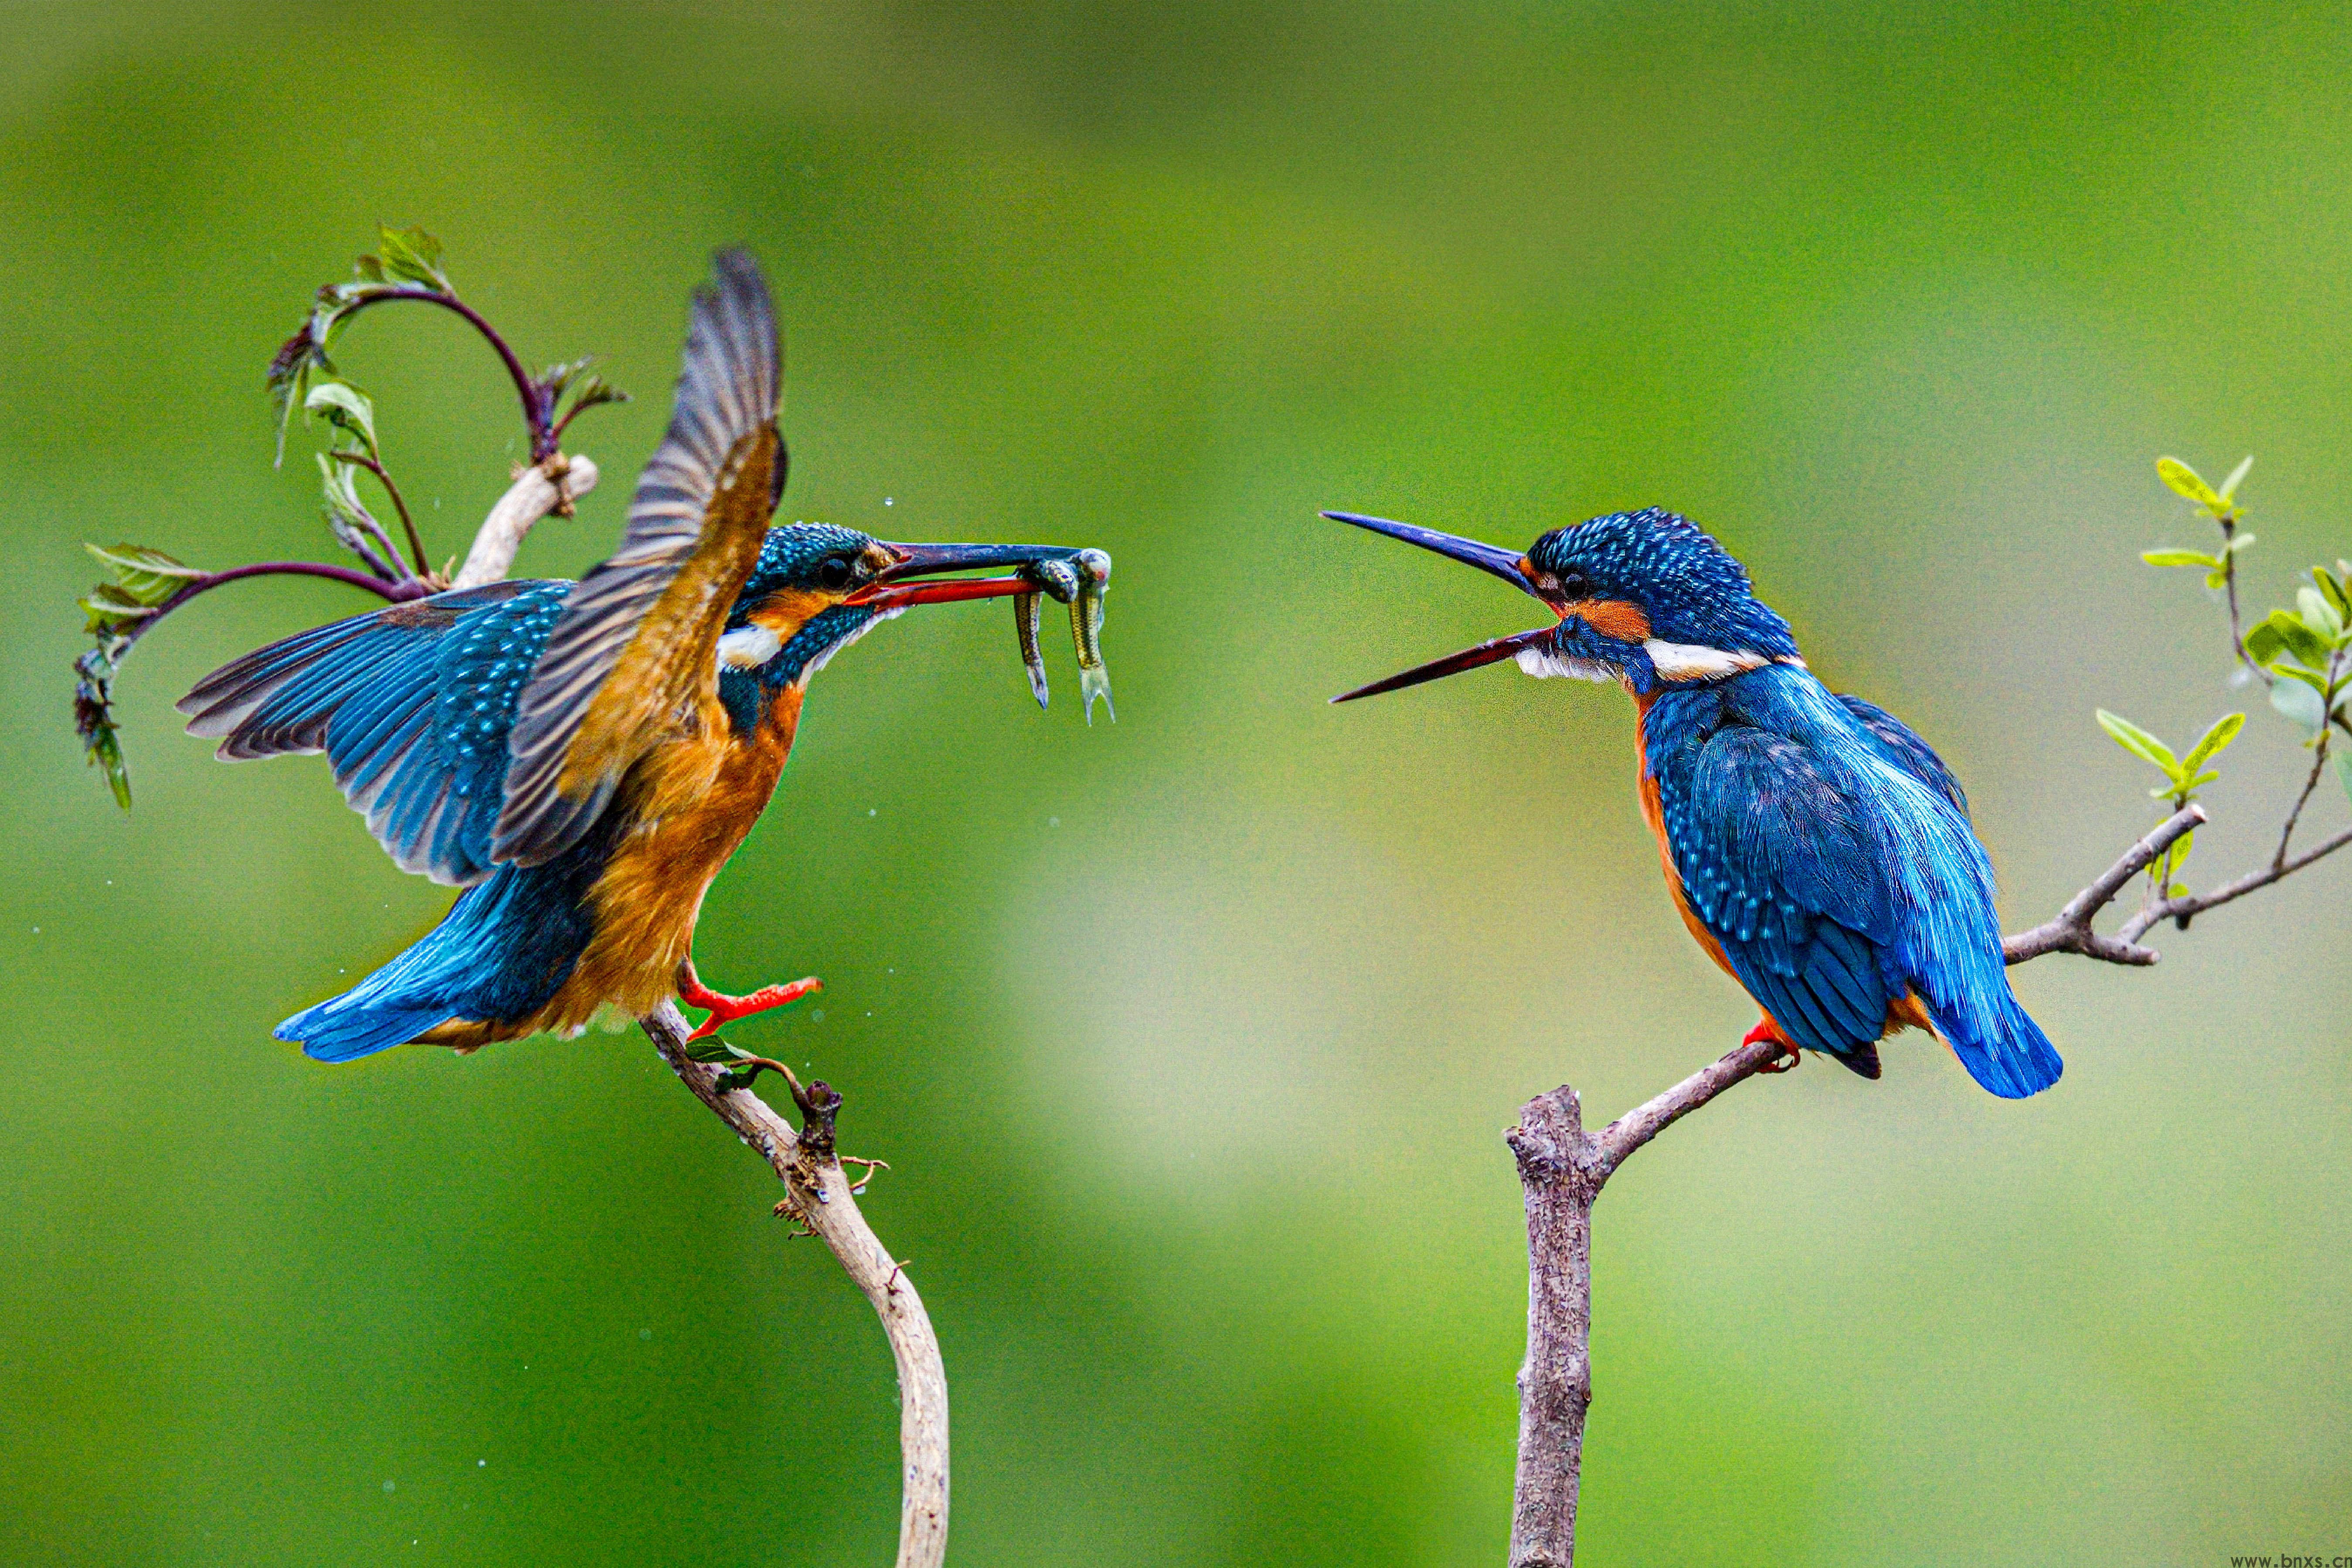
[1327,505,1799,703]
[721,521,1090,689]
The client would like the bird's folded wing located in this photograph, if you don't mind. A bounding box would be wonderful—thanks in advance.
[492,249,785,868]
[1835,693,1968,816]
[177,580,565,886]
[1669,727,1904,1052]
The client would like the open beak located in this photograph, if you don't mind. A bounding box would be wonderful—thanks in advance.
[1323,511,1555,703]
[847,541,1087,611]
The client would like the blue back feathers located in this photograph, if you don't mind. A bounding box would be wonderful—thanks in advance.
[1646,664,2060,1097]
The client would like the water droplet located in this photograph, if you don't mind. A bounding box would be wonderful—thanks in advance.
[384,1480,396,1493]
[1048,817,1060,828]
[478,1459,487,1467]
[867,808,877,817]
[639,1327,652,1340]
[884,497,894,506]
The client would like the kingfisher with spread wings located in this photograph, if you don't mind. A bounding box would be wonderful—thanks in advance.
[1327,506,2062,1098]
[182,252,1104,1062]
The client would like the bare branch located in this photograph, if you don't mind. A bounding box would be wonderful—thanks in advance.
[1591,1036,1789,1178]
[2218,517,2272,689]
[1999,804,2204,965]
[2275,739,2333,870]
[333,450,431,577]
[2117,821,2352,944]
[1506,1087,1597,1568]
[451,455,600,588]
[642,1004,948,1568]
[336,286,561,458]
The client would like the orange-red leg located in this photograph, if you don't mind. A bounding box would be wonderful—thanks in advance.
[678,958,822,1043]
[1744,1017,1802,1074]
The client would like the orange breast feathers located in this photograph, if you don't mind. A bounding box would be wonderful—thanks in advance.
[537,686,805,1032]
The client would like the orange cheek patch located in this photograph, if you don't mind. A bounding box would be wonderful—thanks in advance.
[749,588,832,637]
[1566,598,1652,641]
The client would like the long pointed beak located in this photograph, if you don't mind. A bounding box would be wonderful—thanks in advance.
[848,541,1087,611]
[1329,626,1556,703]
[1322,512,1538,593]
[1324,510,1555,703]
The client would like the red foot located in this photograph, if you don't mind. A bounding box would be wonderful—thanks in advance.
[1743,1018,1801,1074]
[679,960,822,1043]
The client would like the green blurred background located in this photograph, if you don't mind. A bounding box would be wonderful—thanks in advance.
[4,3,2350,1563]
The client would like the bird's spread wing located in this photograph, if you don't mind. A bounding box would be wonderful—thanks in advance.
[492,249,784,867]
[177,580,570,886]
[1836,693,1968,816]
[1661,724,1907,1055]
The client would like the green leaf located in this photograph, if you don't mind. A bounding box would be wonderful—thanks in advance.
[2205,567,2230,590]
[2140,548,2218,568]
[2219,454,2255,502]
[2298,586,2344,639]
[2168,882,2190,899]
[2246,620,2285,665]
[683,1039,750,1065]
[2096,709,2180,775]
[2265,609,2331,669]
[374,225,449,292]
[302,381,378,457]
[86,543,203,606]
[2272,673,2328,730]
[2223,532,2257,554]
[78,585,159,633]
[2180,711,2246,774]
[712,1066,760,1093]
[2157,456,2225,514]
[2315,567,2351,621]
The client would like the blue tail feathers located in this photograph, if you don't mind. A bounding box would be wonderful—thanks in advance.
[275,995,452,1063]
[1937,992,2063,1100]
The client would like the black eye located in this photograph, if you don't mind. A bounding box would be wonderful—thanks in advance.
[1554,568,1594,599]
[815,555,856,590]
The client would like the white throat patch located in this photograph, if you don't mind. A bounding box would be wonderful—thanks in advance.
[1642,639,1773,681]
[716,623,783,669]
[1514,645,1617,683]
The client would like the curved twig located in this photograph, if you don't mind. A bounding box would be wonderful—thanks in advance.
[642,1004,948,1568]
[338,287,557,458]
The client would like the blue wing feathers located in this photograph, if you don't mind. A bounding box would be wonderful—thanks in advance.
[1648,667,2060,1096]
[179,580,571,886]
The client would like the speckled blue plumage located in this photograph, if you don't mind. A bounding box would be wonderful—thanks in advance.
[182,581,607,1058]
[1643,664,2060,1098]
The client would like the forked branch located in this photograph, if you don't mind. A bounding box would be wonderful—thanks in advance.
[1509,784,2346,1568]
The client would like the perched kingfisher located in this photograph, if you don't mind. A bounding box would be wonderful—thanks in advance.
[181,252,1101,1062]
[1328,506,2061,1098]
